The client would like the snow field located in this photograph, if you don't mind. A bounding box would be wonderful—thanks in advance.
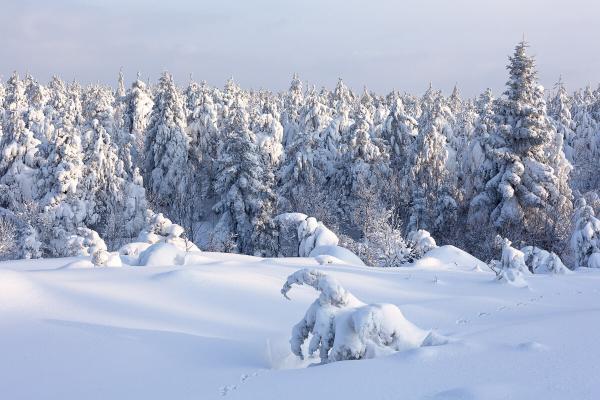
[1,246,599,399]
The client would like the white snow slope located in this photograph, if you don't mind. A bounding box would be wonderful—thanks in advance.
[1,246,599,400]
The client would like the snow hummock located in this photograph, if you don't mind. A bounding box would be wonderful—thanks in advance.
[309,245,365,266]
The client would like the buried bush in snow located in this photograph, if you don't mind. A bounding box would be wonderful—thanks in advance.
[521,246,569,274]
[66,228,120,267]
[488,237,529,286]
[120,212,199,265]
[297,217,339,257]
[570,198,600,269]
[137,212,198,251]
[274,213,339,257]
[281,269,440,363]
[407,229,437,258]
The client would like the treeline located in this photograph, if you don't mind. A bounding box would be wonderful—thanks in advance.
[1,41,599,265]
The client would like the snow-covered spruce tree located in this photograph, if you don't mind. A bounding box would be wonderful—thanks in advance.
[382,96,418,170]
[333,100,390,231]
[469,41,573,254]
[406,90,457,238]
[186,84,220,227]
[144,72,190,222]
[184,77,202,121]
[570,91,600,193]
[320,79,352,172]
[570,198,600,268]
[281,73,304,147]
[36,77,88,256]
[111,70,138,176]
[124,73,154,169]
[277,86,331,217]
[448,85,463,118]
[0,72,42,209]
[251,93,284,169]
[213,94,277,255]
[281,269,432,363]
[80,85,125,244]
[548,77,576,163]
[357,88,376,129]
[463,89,497,204]
[96,82,147,245]
[24,77,49,145]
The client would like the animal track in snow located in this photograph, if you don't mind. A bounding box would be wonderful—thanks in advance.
[220,370,263,396]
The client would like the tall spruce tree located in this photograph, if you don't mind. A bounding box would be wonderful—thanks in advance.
[469,41,573,252]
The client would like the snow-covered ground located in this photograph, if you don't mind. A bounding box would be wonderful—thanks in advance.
[1,246,599,400]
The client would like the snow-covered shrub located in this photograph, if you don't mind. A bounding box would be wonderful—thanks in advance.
[19,224,42,260]
[274,213,339,257]
[298,217,339,257]
[588,253,600,269]
[0,207,42,260]
[0,216,17,259]
[136,212,199,252]
[407,229,437,258]
[281,269,431,363]
[119,212,199,265]
[489,237,529,286]
[521,246,569,274]
[67,227,107,256]
[66,227,110,266]
[570,198,600,269]
[338,206,414,267]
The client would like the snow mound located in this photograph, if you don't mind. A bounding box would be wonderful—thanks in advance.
[281,268,430,363]
[309,245,365,266]
[120,213,200,265]
[61,259,95,269]
[414,245,487,271]
[137,243,185,267]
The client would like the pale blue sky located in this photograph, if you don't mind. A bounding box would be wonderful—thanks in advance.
[2,0,598,96]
